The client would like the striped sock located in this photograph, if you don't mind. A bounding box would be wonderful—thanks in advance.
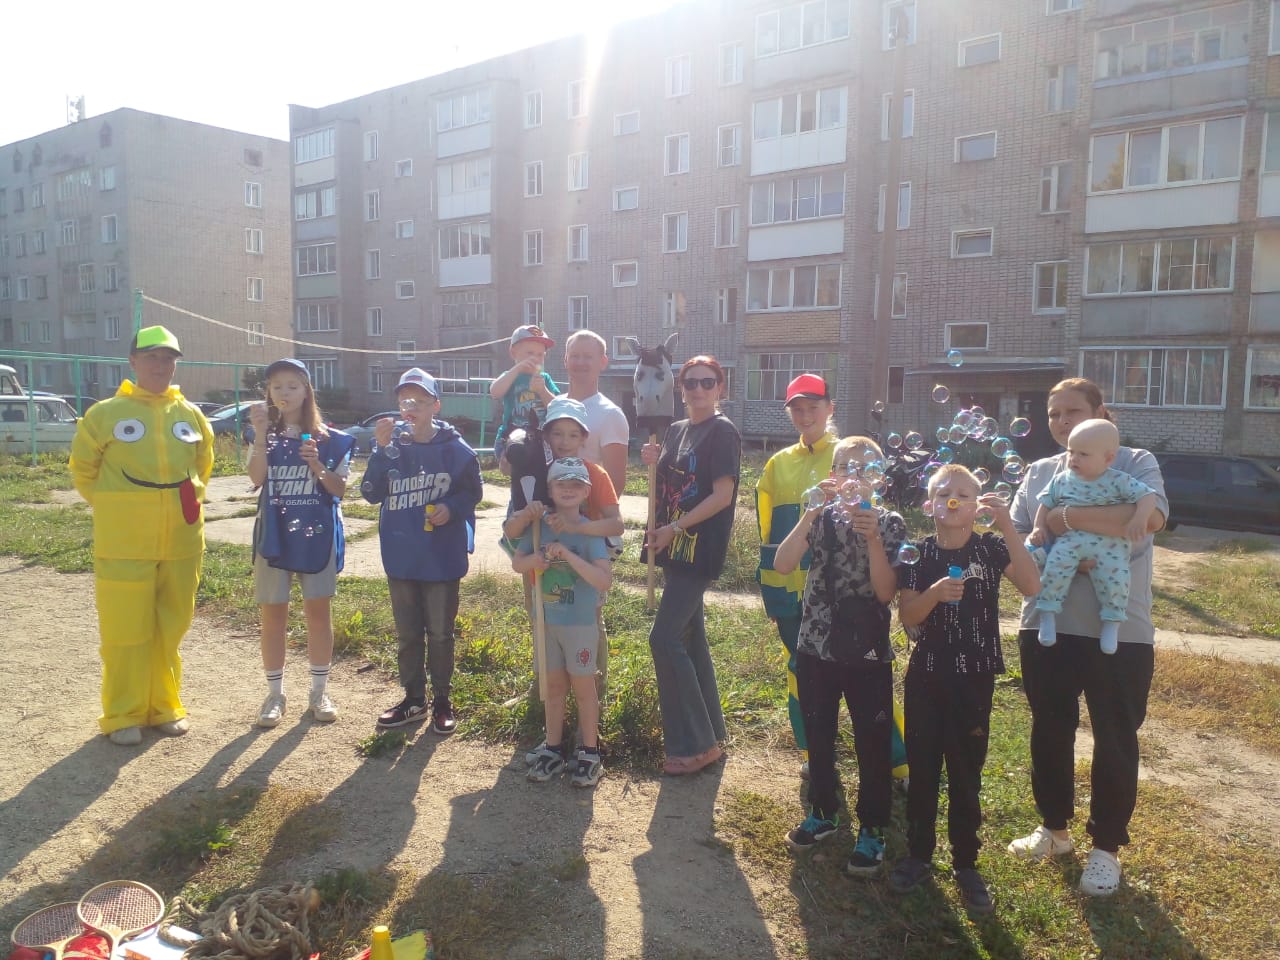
[309,663,331,695]
[265,669,284,697]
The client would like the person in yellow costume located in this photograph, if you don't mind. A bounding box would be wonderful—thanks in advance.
[70,325,214,745]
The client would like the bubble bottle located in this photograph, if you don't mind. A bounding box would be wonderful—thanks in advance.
[947,565,964,605]
[423,504,437,532]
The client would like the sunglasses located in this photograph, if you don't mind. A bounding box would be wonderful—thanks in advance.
[682,377,719,391]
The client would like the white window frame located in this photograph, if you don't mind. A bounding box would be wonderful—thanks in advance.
[747,351,838,401]
[438,221,491,260]
[880,90,915,140]
[662,292,685,329]
[78,263,95,293]
[524,160,543,198]
[105,314,121,341]
[1080,346,1228,409]
[567,152,589,191]
[295,186,336,221]
[945,323,990,352]
[612,336,638,358]
[247,277,264,301]
[437,89,492,132]
[756,0,852,58]
[882,1,917,50]
[244,227,263,254]
[59,220,78,246]
[101,214,118,243]
[613,185,640,211]
[1097,5,1251,81]
[1272,0,1280,55]
[100,166,116,191]
[1040,162,1073,213]
[1245,346,1280,410]
[717,124,742,167]
[524,229,543,267]
[714,205,740,248]
[525,90,543,128]
[396,281,416,300]
[1033,261,1069,314]
[1046,63,1078,113]
[873,272,909,319]
[397,341,416,361]
[955,131,998,162]
[1048,0,1081,12]
[876,182,911,231]
[716,287,737,325]
[244,180,261,207]
[294,128,335,164]
[746,264,843,311]
[395,159,414,178]
[663,212,689,253]
[752,86,847,142]
[958,34,1002,67]
[1265,111,1280,174]
[524,298,544,327]
[951,228,994,258]
[367,307,383,337]
[103,264,119,292]
[366,249,381,280]
[718,41,744,85]
[568,295,589,330]
[32,231,46,254]
[1088,117,1245,193]
[665,133,691,175]
[1085,236,1235,295]
[365,190,380,222]
[296,303,338,333]
[567,224,588,263]
[363,130,379,162]
[568,79,587,119]
[15,276,30,301]
[395,220,414,240]
[369,365,386,394]
[666,55,692,98]
[612,260,639,287]
[750,173,846,226]
[614,111,640,136]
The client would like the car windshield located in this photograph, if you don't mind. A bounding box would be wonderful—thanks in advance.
[40,401,78,423]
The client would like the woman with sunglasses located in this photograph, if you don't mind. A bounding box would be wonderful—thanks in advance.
[641,355,742,775]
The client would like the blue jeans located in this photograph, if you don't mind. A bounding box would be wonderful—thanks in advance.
[648,573,726,758]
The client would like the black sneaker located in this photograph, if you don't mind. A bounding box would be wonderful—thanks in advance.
[376,697,427,729]
[785,812,839,852]
[889,856,933,894]
[528,746,567,782]
[953,868,995,915]
[844,827,885,877]
[430,696,457,735]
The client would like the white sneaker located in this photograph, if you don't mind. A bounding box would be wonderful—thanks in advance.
[108,726,142,746]
[1008,825,1074,859]
[1079,849,1122,897]
[156,717,189,736]
[308,690,338,723]
[257,692,287,728]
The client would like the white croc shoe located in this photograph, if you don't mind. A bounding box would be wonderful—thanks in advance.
[1079,849,1122,897]
[1008,825,1074,859]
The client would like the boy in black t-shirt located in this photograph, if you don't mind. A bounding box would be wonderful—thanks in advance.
[893,464,1041,915]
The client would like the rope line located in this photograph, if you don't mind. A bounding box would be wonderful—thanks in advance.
[160,884,317,960]
[142,294,507,358]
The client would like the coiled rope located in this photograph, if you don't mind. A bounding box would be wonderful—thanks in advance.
[160,884,318,960]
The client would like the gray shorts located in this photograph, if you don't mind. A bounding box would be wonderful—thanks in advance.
[543,622,599,677]
[254,549,337,604]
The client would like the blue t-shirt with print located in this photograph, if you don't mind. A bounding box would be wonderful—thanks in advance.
[517,522,607,627]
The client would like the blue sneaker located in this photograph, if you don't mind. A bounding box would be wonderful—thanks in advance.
[845,827,886,877]
[785,812,839,852]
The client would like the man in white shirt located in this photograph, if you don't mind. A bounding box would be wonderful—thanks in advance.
[564,331,629,496]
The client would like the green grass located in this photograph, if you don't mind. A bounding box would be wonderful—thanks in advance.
[1152,553,1280,636]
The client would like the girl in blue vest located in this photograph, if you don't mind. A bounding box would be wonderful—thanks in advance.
[247,358,355,728]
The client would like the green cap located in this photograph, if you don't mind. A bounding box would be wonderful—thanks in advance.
[131,325,183,356]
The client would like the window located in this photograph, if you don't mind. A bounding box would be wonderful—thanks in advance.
[0,235,8,258]
[568,295,588,330]
[747,352,837,401]
[716,287,738,324]
[1086,236,1233,294]
[715,206,740,248]
[568,79,587,119]
[614,112,640,136]
[1089,117,1243,192]
[756,1,851,57]
[524,298,543,327]
[296,303,338,332]
[396,281,415,299]
[874,272,909,317]
[882,1,917,49]
[0,189,5,216]
[59,220,78,246]
[38,322,51,345]
[295,185,336,220]
[365,190,380,221]
[103,264,118,292]
[15,276,29,300]
[33,275,47,300]
[1096,4,1250,80]
[396,342,416,362]
[0,277,9,300]
[662,292,686,329]
[880,90,915,140]
[78,264,95,293]
[524,230,543,266]
[364,130,379,161]
[876,182,911,230]
[1034,261,1068,313]
[244,180,260,206]
[1048,0,1081,11]
[247,277,264,301]
[952,229,994,257]
[32,231,45,254]
[294,127,335,163]
[367,307,383,337]
[1266,111,1280,173]
[305,359,339,390]
[955,132,997,162]
[1040,162,1073,213]
[99,215,118,244]
[717,124,742,167]
[442,296,490,329]
[665,134,690,175]
[524,161,543,197]
[244,227,263,254]
[105,315,120,341]
[369,366,386,394]
[1273,0,1280,55]
[437,156,491,196]
[663,212,688,253]
[1245,347,1280,409]
[439,221,491,259]
[1046,63,1078,112]
[366,249,381,279]
[1081,347,1226,407]
[525,90,543,128]
[719,41,744,85]
[959,34,1001,66]
[56,170,90,201]
[438,357,494,395]
[296,243,337,276]
[746,264,842,310]
[666,55,692,97]
[395,159,414,178]
[11,234,23,258]
[568,153,589,190]
[613,185,639,211]
[395,220,414,240]
[613,336,638,358]
[945,323,989,351]
[568,224,588,262]
[99,167,117,191]
[753,86,847,141]
[613,261,639,286]
[750,172,845,225]
[437,89,492,131]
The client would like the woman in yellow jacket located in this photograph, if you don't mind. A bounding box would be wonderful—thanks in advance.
[70,326,214,745]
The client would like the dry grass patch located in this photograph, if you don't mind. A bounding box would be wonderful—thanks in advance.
[1149,649,1280,754]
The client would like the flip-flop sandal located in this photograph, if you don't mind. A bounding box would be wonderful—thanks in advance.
[1079,848,1122,896]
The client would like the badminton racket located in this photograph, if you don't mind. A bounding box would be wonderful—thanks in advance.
[77,881,165,956]
[10,902,87,960]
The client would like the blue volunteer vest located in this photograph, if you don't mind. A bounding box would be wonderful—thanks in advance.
[254,430,355,574]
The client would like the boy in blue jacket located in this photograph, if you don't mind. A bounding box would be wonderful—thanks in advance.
[362,368,483,734]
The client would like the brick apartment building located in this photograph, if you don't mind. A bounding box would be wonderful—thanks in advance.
[0,108,291,403]
[286,0,1280,456]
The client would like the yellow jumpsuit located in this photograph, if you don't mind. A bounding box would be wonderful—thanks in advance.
[69,380,214,734]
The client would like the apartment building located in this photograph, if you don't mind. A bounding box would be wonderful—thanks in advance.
[0,109,291,403]
[287,0,1280,456]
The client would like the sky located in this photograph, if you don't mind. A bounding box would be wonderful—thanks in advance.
[3,0,683,146]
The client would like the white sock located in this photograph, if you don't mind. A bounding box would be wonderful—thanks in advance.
[309,663,330,695]
[265,669,284,697]
[1039,611,1058,647]
[1099,622,1120,655]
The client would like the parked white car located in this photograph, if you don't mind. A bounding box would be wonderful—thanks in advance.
[1,396,80,454]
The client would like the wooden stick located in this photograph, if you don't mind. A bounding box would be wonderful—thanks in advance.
[531,512,549,704]
[646,431,658,611]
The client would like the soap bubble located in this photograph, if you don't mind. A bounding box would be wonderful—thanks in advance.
[897,543,921,565]
[886,432,903,449]
[838,479,865,504]
[975,506,995,528]
[918,471,933,489]
[872,400,886,414]
[980,417,1000,439]
[948,424,968,444]
[1009,417,1032,438]
[400,397,420,412]
[970,405,986,419]
[1002,463,1023,483]
[304,526,316,538]
[802,486,827,510]
[932,384,951,403]
[861,460,886,483]
[904,431,924,451]
[947,349,964,368]
[974,467,991,486]
[383,442,401,460]
[935,426,950,444]
[361,479,374,495]
[921,499,934,517]
[1003,456,1026,479]
[990,437,1012,459]
[935,445,955,464]
[953,409,974,427]
[870,493,884,509]
[993,481,1014,503]
[286,518,302,533]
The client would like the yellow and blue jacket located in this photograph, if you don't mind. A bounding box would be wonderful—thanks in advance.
[756,432,836,620]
